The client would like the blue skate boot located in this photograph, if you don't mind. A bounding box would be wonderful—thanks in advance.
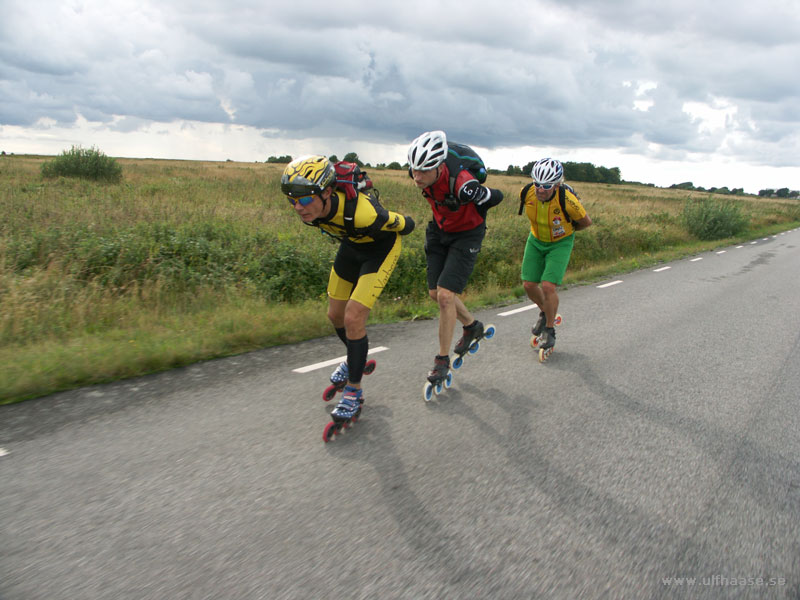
[323,386,363,442]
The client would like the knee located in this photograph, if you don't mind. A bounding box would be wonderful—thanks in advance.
[523,280,539,294]
[542,281,558,297]
[436,287,455,308]
[428,288,439,302]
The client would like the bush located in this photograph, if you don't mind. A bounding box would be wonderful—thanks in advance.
[682,198,748,240]
[41,146,123,183]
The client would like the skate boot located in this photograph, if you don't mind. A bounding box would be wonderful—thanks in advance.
[452,320,496,369]
[323,386,363,442]
[322,360,377,402]
[330,361,348,386]
[531,311,546,337]
[531,313,562,348]
[454,320,485,356]
[424,355,452,401]
[538,327,557,363]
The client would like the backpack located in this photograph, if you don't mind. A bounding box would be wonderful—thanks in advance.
[333,161,378,237]
[517,182,577,224]
[443,142,487,200]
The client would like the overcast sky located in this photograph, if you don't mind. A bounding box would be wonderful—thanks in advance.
[2,0,799,193]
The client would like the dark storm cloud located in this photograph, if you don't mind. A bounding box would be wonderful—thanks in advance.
[1,0,798,168]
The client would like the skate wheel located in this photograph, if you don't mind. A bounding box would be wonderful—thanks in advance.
[444,372,453,389]
[434,379,444,395]
[322,384,339,402]
[538,347,553,363]
[452,356,463,370]
[364,359,377,375]
[554,314,562,326]
[323,421,340,442]
[423,382,435,402]
[468,341,480,355]
[530,335,540,349]
[484,324,496,339]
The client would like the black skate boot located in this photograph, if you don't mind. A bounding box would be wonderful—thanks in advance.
[454,320,484,356]
[537,326,557,363]
[424,355,452,401]
[539,327,556,350]
[531,311,546,337]
[427,355,450,384]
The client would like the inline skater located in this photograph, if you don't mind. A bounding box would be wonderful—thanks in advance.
[407,130,503,389]
[519,158,592,359]
[281,156,415,439]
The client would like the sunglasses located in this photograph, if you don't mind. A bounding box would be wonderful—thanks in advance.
[534,182,557,190]
[287,195,316,207]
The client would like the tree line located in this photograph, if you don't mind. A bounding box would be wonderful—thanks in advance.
[265,154,798,197]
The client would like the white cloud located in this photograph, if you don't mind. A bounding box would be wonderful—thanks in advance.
[1,0,799,194]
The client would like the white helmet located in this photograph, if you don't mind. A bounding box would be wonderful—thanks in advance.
[531,158,564,185]
[407,130,447,170]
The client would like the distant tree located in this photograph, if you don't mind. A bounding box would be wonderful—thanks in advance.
[387,161,402,170]
[789,190,799,199]
[343,152,363,167]
[506,165,523,176]
[776,187,790,198]
[266,155,292,163]
[671,182,695,190]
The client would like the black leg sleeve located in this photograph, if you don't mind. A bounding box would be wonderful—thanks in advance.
[335,327,347,345]
[346,335,369,384]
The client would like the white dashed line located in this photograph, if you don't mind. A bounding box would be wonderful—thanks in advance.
[736,245,744,248]
[597,280,623,288]
[690,257,703,262]
[0,448,8,457]
[751,241,758,245]
[293,346,389,374]
[716,251,727,255]
[653,266,671,272]
[498,305,537,317]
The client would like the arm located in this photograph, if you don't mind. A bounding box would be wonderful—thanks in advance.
[382,211,416,236]
[457,178,504,209]
[572,214,592,231]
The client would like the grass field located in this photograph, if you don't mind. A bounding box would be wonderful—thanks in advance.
[2,154,799,403]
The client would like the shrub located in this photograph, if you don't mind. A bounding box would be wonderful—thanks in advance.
[41,146,123,183]
[682,198,748,240]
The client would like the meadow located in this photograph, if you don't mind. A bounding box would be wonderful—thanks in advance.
[2,154,799,403]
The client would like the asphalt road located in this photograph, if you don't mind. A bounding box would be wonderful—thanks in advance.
[3,229,800,600]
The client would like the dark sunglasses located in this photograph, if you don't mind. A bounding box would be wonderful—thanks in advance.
[287,195,316,207]
[534,182,557,190]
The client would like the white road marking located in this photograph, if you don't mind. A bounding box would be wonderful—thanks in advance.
[716,251,727,254]
[597,280,623,288]
[498,305,537,316]
[653,266,671,272]
[751,241,758,245]
[690,257,703,262]
[293,346,389,374]
[736,245,744,248]
[0,448,8,457]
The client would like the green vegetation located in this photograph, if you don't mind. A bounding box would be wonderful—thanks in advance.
[682,197,748,240]
[40,145,123,183]
[2,154,799,403]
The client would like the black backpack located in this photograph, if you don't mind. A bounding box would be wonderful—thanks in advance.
[517,182,577,223]
[443,142,487,199]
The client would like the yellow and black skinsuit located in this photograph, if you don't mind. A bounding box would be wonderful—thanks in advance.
[310,189,414,308]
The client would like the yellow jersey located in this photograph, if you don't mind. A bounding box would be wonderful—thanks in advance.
[315,190,412,244]
[521,184,587,243]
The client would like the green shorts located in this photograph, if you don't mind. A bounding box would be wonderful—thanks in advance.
[521,233,574,285]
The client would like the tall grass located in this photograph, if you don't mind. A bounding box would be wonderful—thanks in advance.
[2,155,799,402]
